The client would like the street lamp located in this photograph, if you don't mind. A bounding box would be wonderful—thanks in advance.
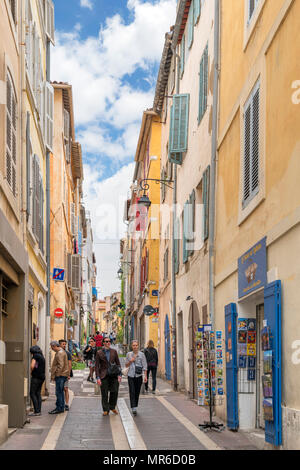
[117,261,133,280]
[137,178,174,209]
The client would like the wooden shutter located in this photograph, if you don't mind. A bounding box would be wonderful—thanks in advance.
[188,1,194,49]
[45,82,54,151]
[243,82,260,206]
[71,255,81,290]
[6,71,17,197]
[183,202,188,264]
[9,0,17,24]
[203,166,210,241]
[45,0,55,44]
[180,35,185,77]
[67,253,72,287]
[169,94,190,165]
[161,168,166,203]
[188,190,196,256]
[39,178,44,253]
[194,0,201,25]
[198,45,208,124]
[174,218,180,274]
[64,109,70,162]
[26,113,31,220]
[70,202,76,235]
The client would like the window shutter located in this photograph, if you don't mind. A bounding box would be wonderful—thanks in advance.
[26,113,31,220]
[169,94,190,165]
[180,35,185,77]
[45,0,55,44]
[39,178,44,253]
[203,166,210,241]
[194,0,201,25]
[71,255,81,290]
[9,0,17,24]
[198,45,208,124]
[70,202,76,235]
[64,109,70,162]
[188,190,195,256]
[183,202,189,264]
[45,82,54,151]
[35,163,41,243]
[161,168,166,203]
[67,253,72,287]
[6,71,17,197]
[188,1,194,49]
[174,218,180,274]
[243,82,260,206]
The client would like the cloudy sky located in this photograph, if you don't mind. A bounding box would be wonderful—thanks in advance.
[52,0,177,297]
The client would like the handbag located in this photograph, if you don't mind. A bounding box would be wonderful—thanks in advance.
[135,365,143,375]
[122,366,129,376]
[107,362,121,378]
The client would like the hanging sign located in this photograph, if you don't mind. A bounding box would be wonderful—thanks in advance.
[238,237,267,299]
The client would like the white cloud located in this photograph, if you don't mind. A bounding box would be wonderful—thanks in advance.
[80,0,93,10]
[51,0,177,297]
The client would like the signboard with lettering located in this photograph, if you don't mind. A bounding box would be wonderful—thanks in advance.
[238,237,267,299]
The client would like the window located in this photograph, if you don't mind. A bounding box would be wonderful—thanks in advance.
[198,44,208,125]
[180,35,185,77]
[248,0,259,22]
[243,81,260,207]
[202,166,210,240]
[187,1,194,49]
[6,71,17,197]
[32,155,44,252]
[169,94,190,165]
[164,248,169,283]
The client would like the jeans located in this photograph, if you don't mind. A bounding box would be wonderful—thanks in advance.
[100,376,119,412]
[145,366,157,391]
[55,376,67,411]
[30,377,44,413]
[128,376,143,409]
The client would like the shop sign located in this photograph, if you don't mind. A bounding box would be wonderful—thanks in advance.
[238,237,267,299]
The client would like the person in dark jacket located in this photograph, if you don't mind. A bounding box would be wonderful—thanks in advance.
[83,338,97,382]
[29,346,45,416]
[144,340,158,394]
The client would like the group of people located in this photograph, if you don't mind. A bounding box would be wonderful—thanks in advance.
[28,335,158,418]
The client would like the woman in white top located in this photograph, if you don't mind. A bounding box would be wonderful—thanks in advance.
[125,340,147,415]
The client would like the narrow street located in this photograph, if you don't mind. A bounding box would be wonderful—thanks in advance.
[0,358,260,452]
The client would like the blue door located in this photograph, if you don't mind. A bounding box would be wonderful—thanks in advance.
[264,281,282,446]
[225,303,239,430]
[165,315,171,380]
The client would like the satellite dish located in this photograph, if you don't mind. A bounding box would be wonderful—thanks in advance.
[143,305,156,316]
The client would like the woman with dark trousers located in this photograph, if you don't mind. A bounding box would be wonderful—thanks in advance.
[29,346,45,416]
[144,340,158,394]
[125,340,147,415]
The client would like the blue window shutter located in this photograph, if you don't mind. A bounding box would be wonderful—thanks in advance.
[198,45,208,124]
[180,35,185,77]
[264,281,282,447]
[203,165,210,240]
[188,1,194,49]
[194,0,200,25]
[225,303,239,430]
[171,94,190,153]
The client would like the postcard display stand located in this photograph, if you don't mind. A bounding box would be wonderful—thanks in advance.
[196,326,225,432]
[237,318,257,394]
[261,322,274,422]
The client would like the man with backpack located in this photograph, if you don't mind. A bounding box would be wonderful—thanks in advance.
[95,337,122,416]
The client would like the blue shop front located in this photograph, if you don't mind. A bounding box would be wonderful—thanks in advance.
[225,237,282,447]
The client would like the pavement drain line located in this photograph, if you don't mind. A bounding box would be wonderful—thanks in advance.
[117,398,147,451]
[156,396,223,451]
[40,390,74,451]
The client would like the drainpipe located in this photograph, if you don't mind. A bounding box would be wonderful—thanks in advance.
[209,0,220,328]
[170,43,181,391]
[45,39,51,393]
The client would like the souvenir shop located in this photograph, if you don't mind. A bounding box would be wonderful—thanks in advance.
[224,238,282,447]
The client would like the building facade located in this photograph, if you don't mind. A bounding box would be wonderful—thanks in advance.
[214,0,300,449]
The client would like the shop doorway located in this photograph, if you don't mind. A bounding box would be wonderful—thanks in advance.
[188,301,200,399]
[256,304,265,430]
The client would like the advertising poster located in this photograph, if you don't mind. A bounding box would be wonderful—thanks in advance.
[247,343,256,357]
[238,319,248,331]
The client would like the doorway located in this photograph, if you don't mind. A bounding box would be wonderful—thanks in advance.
[188,301,200,399]
[177,312,185,389]
[256,304,265,429]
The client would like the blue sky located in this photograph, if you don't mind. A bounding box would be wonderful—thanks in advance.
[52,0,177,297]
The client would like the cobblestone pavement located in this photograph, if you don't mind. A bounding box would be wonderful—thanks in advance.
[0,352,261,451]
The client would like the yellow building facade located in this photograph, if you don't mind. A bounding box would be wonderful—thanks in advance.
[215,0,300,449]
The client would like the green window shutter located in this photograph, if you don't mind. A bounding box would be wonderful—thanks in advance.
[198,45,208,124]
[180,35,185,77]
[188,190,196,256]
[203,166,210,241]
[194,0,200,25]
[170,94,190,153]
[183,202,189,264]
[188,1,194,49]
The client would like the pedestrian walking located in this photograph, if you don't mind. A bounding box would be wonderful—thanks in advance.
[59,339,73,411]
[144,340,158,394]
[83,338,97,382]
[95,337,122,416]
[94,331,103,349]
[125,340,147,416]
[28,346,45,417]
[49,340,70,415]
